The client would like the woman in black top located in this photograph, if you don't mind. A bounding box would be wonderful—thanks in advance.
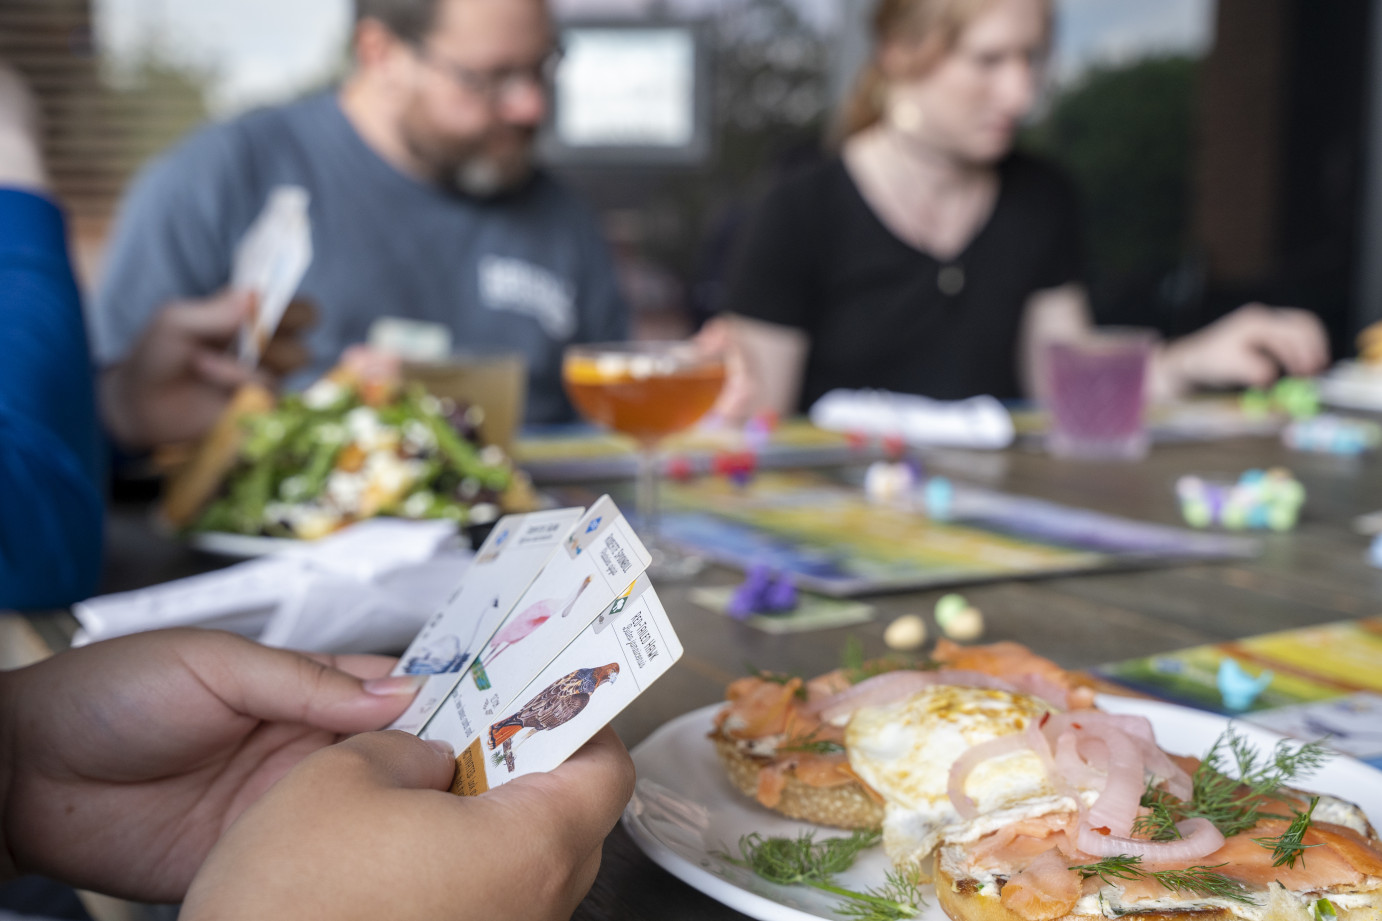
[719,0,1328,416]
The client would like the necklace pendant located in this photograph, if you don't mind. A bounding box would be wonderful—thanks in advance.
[938,264,965,296]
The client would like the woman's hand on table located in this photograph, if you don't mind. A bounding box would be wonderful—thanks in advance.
[1154,303,1330,399]
[0,628,421,900]
[181,726,635,921]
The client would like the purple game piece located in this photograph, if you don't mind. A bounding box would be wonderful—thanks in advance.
[763,573,798,612]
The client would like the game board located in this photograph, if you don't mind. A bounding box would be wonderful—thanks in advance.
[650,471,1257,596]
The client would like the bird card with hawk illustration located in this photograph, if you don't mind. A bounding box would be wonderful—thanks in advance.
[412,497,653,750]
[430,577,683,795]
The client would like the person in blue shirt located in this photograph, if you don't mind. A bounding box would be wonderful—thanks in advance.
[0,63,309,609]
[91,0,629,445]
[0,64,104,610]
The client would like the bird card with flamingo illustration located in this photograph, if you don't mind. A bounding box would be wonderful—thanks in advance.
[440,580,683,795]
[416,498,653,750]
[387,506,586,732]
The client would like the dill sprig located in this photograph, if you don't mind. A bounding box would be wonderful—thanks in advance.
[720,830,926,921]
[1130,727,1331,839]
[840,636,931,685]
[836,865,927,921]
[721,830,878,884]
[1132,783,1183,841]
[744,662,808,700]
[1068,855,1253,904]
[1254,795,1321,868]
[777,729,846,756]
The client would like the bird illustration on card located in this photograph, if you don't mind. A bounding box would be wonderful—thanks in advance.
[486,663,620,772]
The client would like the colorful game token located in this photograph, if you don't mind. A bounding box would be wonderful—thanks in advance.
[923,476,955,521]
[1176,468,1305,531]
[935,592,984,641]
[743,413,775,453]
[1272,377,1320,420]
[884,614,927,651]
[726,564,797,619]
[864,460,917,505]
[1283,414,1381,456]
[1217,658,1273,711]
[1240,388,1272,419]
[712,449,758,487]
[665,455,695,481]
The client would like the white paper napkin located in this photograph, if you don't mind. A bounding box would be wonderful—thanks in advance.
[809,389,1015,449]
[74,519,470,654]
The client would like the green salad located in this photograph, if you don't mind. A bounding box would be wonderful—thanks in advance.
[194,376,515,539]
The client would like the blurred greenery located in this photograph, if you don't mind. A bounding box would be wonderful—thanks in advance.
[1021,55,1201,327]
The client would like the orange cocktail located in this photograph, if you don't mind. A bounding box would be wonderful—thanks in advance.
[562,341,727,579]
[564,353,726,443]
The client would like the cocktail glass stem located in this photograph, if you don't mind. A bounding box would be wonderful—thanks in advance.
[636,442,661,539]
[635,440,702,578]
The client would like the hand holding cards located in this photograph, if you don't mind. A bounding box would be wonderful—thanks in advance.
[388,496,684,794]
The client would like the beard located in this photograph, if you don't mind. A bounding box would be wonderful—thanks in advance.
[398,104,538,199]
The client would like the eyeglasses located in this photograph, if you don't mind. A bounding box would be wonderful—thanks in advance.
[414,44,564,106]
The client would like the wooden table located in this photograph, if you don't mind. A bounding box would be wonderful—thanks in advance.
[68,433,1382,920]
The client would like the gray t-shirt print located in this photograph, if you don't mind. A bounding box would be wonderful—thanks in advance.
[90,91,629,424]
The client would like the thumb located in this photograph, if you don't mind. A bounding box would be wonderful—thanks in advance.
[325,730,458,793]
[186,632,428,734]
[161,290,253,342]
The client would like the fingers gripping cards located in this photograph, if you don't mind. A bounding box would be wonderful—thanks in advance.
[440,575,683,795]
[390,497,682,793]
[388,506,586,733]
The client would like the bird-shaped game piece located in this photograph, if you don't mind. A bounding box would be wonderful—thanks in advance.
[1217,658,1273,711]
[482,575,593,669]
[486,662,620,770]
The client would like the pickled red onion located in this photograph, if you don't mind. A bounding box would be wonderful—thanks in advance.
[1080,727,1145,837]
[1053,730,1106,789]
[1076,817,1225,861]
[946,731,1040,819]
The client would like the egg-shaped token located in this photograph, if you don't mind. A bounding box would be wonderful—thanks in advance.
[884,614,927,651]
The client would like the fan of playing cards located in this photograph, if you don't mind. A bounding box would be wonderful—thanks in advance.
[389,497,684,794]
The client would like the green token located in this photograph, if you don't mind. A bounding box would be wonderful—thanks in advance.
[935,593,969,626]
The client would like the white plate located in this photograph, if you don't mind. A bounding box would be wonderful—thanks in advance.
[186,531,303,558]
[623,697,1382,921]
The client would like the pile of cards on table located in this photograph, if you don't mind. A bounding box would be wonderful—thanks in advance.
[387,497,682,795]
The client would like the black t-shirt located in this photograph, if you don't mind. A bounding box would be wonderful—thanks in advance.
[724,152,1084,411]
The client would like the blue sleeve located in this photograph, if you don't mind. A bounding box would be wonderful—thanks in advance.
[88,123,252,366]
[0,189,105,609]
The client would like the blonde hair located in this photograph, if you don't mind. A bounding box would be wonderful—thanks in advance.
[837,0,1007,140]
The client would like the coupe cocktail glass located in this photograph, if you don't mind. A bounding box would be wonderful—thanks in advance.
[563,340,726,577]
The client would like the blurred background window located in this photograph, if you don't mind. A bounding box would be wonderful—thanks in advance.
[2,0,1375,356]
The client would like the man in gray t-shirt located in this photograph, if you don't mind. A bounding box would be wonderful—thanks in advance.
[92,0,628,447]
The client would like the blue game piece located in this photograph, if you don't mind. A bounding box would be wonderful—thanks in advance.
[1217,659,1273,711]
[924,476,955,521]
